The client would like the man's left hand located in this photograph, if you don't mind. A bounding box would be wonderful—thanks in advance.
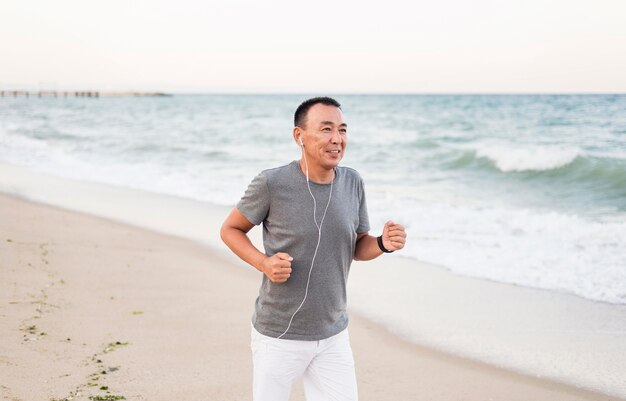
[382,220,407,251]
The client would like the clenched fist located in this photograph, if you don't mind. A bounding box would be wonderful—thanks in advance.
[382,221,407,251]
[260,252,293,283]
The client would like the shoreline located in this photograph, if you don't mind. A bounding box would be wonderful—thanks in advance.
[1,192,623,400]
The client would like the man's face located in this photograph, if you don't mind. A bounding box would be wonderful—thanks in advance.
[299,104,347,171]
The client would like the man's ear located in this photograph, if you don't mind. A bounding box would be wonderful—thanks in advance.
[292,127,303,146]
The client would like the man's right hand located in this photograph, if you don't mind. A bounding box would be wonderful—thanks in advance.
[221,209,293,283]
[260,252,293,283]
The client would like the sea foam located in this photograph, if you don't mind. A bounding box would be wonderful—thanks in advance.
[366,189,626,305]
[472,143,582,172]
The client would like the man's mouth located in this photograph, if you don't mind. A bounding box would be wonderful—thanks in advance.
[326,149,341,154]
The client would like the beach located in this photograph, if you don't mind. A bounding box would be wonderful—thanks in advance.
[1,192,624,401]
[2,93,626,400]
[3,0,626,393]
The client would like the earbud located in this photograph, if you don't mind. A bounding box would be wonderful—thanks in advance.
[299,137,304,147]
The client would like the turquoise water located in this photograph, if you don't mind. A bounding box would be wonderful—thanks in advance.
[1,94,625,303]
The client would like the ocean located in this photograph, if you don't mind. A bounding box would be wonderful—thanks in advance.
[1,94,625,305]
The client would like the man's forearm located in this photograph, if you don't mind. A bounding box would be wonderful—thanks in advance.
[220,227,266,272]
[353,234,384,261]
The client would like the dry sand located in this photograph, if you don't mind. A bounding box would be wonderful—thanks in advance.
[1,193,622,401]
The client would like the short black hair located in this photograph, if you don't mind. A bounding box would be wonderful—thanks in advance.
[294,97,341,128]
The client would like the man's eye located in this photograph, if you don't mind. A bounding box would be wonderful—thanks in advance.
[340,129,347,134]
[323,127,331,132]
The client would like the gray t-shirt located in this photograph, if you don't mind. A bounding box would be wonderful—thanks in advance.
[237,160,370,340]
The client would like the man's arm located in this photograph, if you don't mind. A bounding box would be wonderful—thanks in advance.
[354,220,406,261]
[220,208,293,283]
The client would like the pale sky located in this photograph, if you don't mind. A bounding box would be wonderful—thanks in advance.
[1,0,625,93]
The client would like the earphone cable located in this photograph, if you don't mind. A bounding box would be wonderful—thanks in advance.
[277,150,334,339]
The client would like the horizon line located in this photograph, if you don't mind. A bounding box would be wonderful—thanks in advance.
[2,89,625,96]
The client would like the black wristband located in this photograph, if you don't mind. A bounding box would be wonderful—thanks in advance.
[377,235,394,253]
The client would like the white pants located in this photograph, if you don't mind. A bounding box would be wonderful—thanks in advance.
[251,325,358,401]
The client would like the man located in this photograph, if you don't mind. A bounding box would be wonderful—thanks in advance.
[220,97,407,401]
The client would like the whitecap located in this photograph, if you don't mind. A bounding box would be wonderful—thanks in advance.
[473,143,582,172]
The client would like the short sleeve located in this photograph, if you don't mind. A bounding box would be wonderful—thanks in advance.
[236,173,270,226]
[357,177,370,233]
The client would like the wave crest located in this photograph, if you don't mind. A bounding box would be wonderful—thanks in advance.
[474,144,581,172]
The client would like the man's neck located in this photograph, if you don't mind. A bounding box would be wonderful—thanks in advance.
[299,159,335,184]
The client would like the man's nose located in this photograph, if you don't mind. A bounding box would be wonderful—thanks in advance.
[330,129,342,143]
